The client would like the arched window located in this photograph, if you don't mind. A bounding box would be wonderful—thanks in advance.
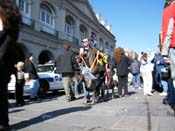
[99,38,104,49]
[79,24,87,42]
[105,42,109,54]
[18,0,30,16]
[40,3,55,35]
[65,16,74,36]
[17,0,32,26]
[40,4,54,27]
[110,45,114,56]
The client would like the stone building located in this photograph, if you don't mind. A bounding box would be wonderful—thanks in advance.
[16,0,116,64]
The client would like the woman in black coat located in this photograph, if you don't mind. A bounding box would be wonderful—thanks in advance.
[114,47,132,97]
[0,0,21,130]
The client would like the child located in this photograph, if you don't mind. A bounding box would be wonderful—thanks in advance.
[15,61,25,106]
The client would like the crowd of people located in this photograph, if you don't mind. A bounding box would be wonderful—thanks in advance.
[0,0,175,130]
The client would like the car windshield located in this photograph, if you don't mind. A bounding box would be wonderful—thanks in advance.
[37,65,55,72]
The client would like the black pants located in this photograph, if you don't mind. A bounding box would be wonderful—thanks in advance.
[0,81,9,126]
[15,80,24,105]
[118,75,128,96]
[0,64,12,126]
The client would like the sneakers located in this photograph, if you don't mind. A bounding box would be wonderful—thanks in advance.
[159,92,167,96]
[67,96,76,102]
[147,93,154,96]
[144,92,154,96]
[138,87,142,89]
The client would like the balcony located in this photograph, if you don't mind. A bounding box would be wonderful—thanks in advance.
[21,16,78,45]
[22,16,34,28]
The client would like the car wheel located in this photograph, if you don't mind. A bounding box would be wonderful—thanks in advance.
[37,79,49,98]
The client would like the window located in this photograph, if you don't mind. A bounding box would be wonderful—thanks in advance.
[79,25,87,42]
[40,4,54,27]
[65,16,75,36]
[39,3,55,35]
[17,0,32,26]
[19,0,30,16]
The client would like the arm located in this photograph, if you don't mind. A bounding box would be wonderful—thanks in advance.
[0,34,12,61]
[162,18,174,56]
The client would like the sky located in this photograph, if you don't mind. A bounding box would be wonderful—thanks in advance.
[89,0,166,53]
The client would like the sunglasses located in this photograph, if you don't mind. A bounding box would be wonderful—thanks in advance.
[82,40,88,43]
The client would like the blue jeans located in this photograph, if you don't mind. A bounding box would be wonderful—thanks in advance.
[81,67,96,79]
[167,79,175,107]
[74,80,79,94]
[168,49,175,107]
[161,80,168,92]
[132,73,141,88]
[30,79,40,98]
[169,48,175,88]
[81,81,90,102]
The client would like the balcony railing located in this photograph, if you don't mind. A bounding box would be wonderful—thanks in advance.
[58,32,78,45]
[21,16,78,45]
[22,16,35,28]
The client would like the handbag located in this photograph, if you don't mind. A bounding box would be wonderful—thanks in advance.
[161,65,170,80]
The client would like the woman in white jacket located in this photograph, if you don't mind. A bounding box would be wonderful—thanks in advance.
[140,53,154,96]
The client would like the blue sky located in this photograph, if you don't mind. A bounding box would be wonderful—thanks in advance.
[89,0,165,53]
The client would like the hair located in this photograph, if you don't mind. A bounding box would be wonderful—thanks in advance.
[25,53,33,63]
[164,0,173,8]
[63,44,71,51]
[0,0,21,38]
[114,47,125,64]
[129,50,136,59]
[142,53,148,60]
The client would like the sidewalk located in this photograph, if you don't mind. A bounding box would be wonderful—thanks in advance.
[9,87,175,131]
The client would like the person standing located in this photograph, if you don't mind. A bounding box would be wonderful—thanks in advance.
[114,47,132,97]
[24,53,40,101]
[161,0,175,113]
[140,53,154,96]
[151,45,168,95]
[0,0,21,130]
[15,61,25,107]
[130,58,141,89]
[56,44,76,102]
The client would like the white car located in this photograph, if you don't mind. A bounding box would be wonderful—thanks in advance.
[8,63,64,98]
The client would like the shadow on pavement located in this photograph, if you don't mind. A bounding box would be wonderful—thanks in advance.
[11,106,92,130]
[128,91,137,96]
[9,91,65,109]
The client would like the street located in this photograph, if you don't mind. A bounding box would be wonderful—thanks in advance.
[8,87,175,131]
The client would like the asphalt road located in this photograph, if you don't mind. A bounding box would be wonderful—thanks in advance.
[8,87,175,131]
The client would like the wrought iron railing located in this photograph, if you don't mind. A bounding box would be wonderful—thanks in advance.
[21,16,78,45]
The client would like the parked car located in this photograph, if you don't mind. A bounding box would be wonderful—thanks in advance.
[8,62,64,98]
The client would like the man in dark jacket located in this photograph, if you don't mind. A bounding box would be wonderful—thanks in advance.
[56,45,76,102]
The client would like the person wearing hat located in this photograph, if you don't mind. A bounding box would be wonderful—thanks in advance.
[15,61,25,106]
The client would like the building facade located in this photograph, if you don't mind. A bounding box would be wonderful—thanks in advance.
[16,0,116,64]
